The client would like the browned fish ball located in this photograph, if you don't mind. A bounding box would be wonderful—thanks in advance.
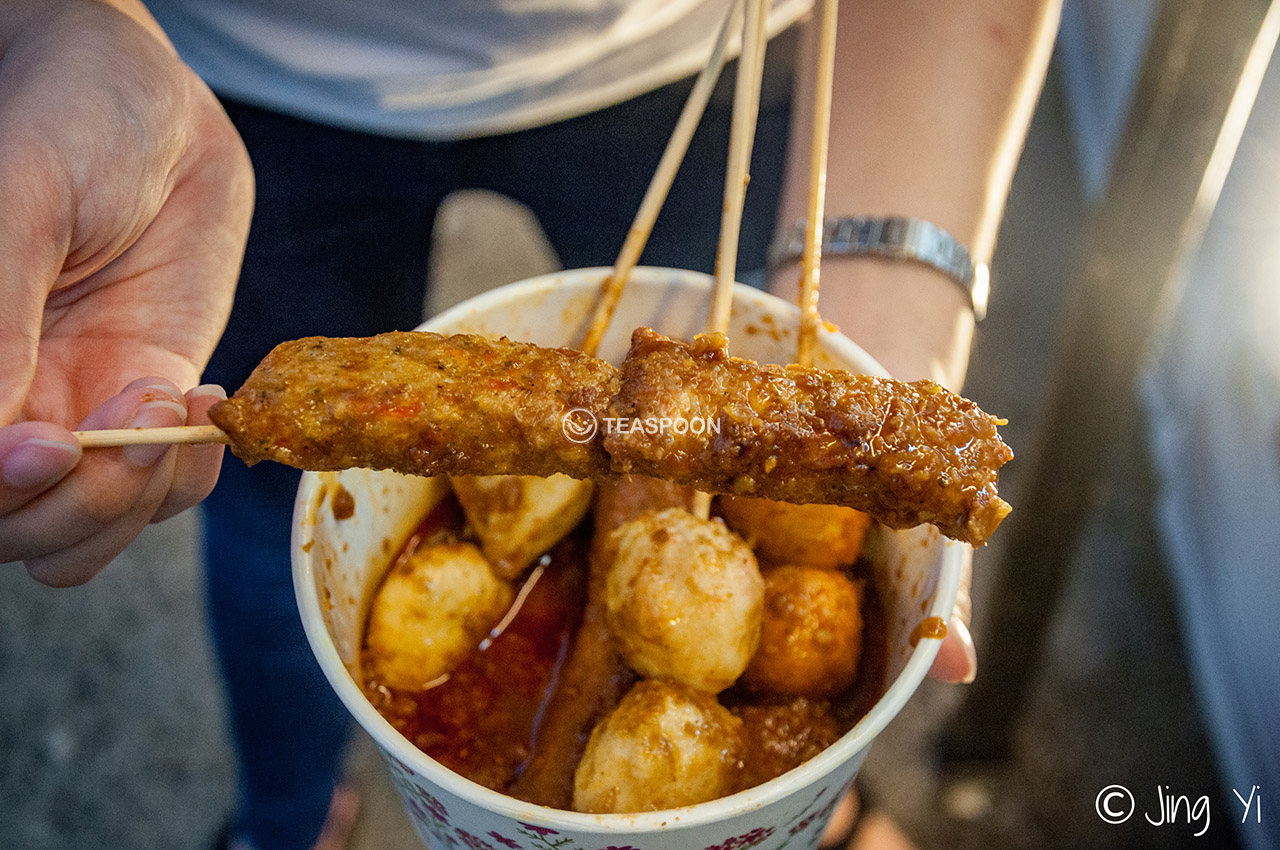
[572,679,744,813]
[719,497,872,570]
[605,508,764,694]
[744,565,864,698]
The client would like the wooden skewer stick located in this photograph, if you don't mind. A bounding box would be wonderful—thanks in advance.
[796,0,839,368]
[706,0,769,340]
[578,0,746,357]
[74,424,230,449]
[693,0,770,521]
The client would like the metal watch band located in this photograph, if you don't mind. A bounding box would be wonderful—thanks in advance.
[769,216,989,320]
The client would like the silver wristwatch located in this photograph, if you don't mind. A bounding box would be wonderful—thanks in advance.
[769,216,989,320]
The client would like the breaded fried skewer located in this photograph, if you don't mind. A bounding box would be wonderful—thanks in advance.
[207,331,620,481]
[200,328,1010,546]
[605,328,1012,546]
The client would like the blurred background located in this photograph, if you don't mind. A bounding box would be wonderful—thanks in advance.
[3,0,1277,848]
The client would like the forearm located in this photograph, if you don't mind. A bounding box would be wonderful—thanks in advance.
[773,0,1061,388]
[1,0,173,47]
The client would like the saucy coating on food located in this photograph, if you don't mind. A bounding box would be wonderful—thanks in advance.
[360,483,890,808]
[719,497,871,569]
[744,566,864,698]
[605,328,1013,546]
[212,328,1012,545]
[509,475,693,808]
[209,331,619,480]
[733,697,843,789]
[572,679,744,814]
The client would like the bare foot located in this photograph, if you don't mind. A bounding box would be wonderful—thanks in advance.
[820,789,920,850]
[312,785,361,850]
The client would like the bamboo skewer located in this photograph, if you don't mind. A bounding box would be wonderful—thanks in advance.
[796,0,839,368]
[707,0,770,340]
[579,0,746,357]
[73,424,229,448]
[692,0,771,521]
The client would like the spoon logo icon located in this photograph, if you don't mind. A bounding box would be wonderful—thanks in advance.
[562,408,598,443]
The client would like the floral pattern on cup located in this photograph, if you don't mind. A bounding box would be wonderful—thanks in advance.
[385,744,852,850]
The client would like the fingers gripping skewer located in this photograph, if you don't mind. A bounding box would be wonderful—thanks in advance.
[796,0,839,369]
[579,0,746,357]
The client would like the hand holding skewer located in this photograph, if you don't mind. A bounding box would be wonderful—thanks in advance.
[0,0,251,585]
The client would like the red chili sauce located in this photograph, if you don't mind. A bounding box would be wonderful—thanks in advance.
[362,496,587,792]
[362,497,887,797]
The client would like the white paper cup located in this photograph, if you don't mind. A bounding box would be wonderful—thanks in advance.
[293,266,964,850]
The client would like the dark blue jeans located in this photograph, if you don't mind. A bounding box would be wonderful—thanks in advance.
[201,35,794,850]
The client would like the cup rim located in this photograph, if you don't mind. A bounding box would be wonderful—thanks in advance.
[293,266,965,832]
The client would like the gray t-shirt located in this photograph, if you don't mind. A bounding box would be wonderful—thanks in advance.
[147,0,810,138]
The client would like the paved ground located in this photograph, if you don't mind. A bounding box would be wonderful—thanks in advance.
[0,68,1243,850]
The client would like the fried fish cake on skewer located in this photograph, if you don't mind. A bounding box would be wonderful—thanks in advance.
[210,331,619,480]
[210,328,1011,545]
[604,328,1013,547]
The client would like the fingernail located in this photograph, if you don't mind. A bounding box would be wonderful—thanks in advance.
[142,380,183,396]
[187,384,227,400]
[2,438,81,489]
[122,399,187,467]
[953,617,977,684]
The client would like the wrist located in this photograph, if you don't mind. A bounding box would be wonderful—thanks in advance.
[771,257,975,389]
[770,216,989,320]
